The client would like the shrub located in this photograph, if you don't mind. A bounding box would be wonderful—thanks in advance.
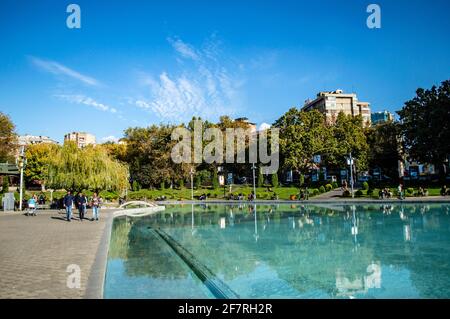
[362,182,369,190]
[311,188,320,196]
[342,190,351,197]
[258,169,264,188]
[212,170,219,189]
[195,175,201,189]
[132,180,141,191]
[325,184,333,192]
[367,188,374,196]
[407,188,414,195]
[179,179,184,189]
[319,186,326,193]
[1,177,9,194]
[332,181,339,189]
[100,190,119,201]
[299,174,305,188]
[271,173,279,188]
[355,190,363,197]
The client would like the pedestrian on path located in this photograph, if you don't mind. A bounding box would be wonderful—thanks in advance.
[63,191,74,222]
[78,192,87,221]
[91,192,102,221]
[27,195,37,216]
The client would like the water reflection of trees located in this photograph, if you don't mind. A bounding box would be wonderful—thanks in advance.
[109,204,450,298]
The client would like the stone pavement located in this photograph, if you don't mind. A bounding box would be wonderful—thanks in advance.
[0,209,114,299]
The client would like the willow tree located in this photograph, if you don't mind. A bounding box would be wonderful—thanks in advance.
[48,141,129,192]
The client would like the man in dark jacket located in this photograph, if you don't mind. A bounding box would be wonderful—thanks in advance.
[78,192,87,221]
[63,191,74,222]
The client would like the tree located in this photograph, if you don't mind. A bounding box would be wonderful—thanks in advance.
[124,125,189,189]
[47,142,128,192]
[24,143,59,188]
[271,173,279,188]
[274,109,334,174]
[194,175,201,189]
[299,173,305,188]
[257,168,264,187]
[397,80,450,178]
[212,170,219,189]
[1,176,9,194]
[0,112,17,163]
[329,113,369,171]
[366,121,401,180]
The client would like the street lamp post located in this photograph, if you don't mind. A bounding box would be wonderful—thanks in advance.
[17,146,26,211]
[348,152,354,198]
[251,163,257,200]
[190,167,194,201]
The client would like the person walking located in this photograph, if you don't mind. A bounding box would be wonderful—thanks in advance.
[27,195,37,216]
[63,191,74,222]
[91,192,102,221]
[78,192,87,221]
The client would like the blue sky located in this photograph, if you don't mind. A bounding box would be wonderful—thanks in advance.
[1,0,449,143]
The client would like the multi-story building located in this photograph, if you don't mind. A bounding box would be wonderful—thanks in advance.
[302,89,371,126]
[18,135,59,146]
[64,132,96,148]
[371,110,394,125]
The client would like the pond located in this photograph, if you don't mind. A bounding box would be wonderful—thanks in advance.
[104,203,450,299]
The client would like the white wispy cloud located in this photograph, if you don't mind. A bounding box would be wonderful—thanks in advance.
[167,37,199,61]
[132,36,244,122]
[101,136,119,143]
[29,56,101,86]
[54,94,117,114]
[259,123,271,131]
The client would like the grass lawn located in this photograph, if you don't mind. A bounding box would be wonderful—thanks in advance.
[357,187,442,198]
[127,185,326,201]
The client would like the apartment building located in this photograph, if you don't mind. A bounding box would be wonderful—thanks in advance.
[302,89,371,126]
[64,132,96,148]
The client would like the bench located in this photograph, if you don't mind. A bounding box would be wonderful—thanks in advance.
[36,204,50,210]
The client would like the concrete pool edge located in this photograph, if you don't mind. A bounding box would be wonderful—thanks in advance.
[158,198,450,205]
[85,206,166,299]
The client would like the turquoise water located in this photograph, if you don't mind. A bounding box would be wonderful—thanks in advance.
[104,203,450,299]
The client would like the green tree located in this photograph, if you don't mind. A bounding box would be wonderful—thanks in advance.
[0,112,17,163]
[397,80,450,178]
[1,177,9,194]
[24,143,59,188]
[328,112,369,171]
[366,121,401,180]
[274,109,334,175]
[257,169,264,187]
[212,170,219,189]
[194,175,201,189]
[132,180,141,191]
[271,173,279,188]
[299,173,305,188]
[47,142,128,192]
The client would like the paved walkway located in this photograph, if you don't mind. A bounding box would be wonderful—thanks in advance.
[0,209,113,299]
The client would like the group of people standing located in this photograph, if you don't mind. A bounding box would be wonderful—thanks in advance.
[63,191,102,222]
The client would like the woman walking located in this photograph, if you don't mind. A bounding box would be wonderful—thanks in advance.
[91,192,102,221]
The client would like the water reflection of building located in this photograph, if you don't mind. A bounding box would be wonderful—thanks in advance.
[335,262,382,298]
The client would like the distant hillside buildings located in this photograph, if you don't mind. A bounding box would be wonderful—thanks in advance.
[64,132,96,148]
[18,134,59,146]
